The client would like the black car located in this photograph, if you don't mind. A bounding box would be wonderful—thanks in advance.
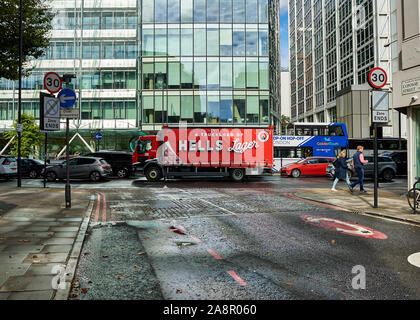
[20,158,45,178]
[381,151,407,176]
[85,151,134,178]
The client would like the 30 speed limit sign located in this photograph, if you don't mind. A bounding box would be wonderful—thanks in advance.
[368,67,387,89]
[43,72,62,94]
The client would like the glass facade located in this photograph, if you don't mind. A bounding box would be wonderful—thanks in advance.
[0,0,280,141]
[139,0,278,127]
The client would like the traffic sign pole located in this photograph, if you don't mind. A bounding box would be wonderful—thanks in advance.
[373,122,378,208]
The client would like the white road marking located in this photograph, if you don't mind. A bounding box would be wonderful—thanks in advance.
[407,252,420,268]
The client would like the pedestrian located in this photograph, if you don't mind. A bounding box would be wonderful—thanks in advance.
[349,145,369,193]
[331,151,351,191]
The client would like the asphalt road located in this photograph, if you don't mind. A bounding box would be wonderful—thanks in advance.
[2,175,419,299]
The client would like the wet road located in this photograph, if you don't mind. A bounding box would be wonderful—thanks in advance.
[3,175,418,299]
[61,175,419,300]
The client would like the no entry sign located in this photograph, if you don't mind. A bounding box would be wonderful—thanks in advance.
[301,215,387,239]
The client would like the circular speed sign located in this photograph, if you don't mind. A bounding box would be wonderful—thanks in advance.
[43,72,62,94]
[368,67,387,89]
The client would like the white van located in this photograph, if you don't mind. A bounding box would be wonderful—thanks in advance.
[0,156,18,180]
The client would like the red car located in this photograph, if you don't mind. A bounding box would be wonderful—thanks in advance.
[281,157,336,178]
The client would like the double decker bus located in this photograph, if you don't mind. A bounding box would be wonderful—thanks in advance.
[273,123,349,172]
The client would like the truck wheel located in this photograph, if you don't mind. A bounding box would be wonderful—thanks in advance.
[230,168,245,182]
[291,169,301,178]
[382,169,395,182]
[145,166,162,182]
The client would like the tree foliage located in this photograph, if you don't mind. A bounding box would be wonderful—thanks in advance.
[0,0,54,80]
[281,115,291,134]
[4,113,43,157]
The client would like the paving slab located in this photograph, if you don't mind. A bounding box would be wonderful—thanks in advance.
[7,290,54,300]
[0,275,54,292]
[41,245,73,254]
[23,253,69,264]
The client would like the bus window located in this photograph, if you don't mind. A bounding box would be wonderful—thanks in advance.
[296,128,304,136]
[328,125,344,136]
[303,128,312,136]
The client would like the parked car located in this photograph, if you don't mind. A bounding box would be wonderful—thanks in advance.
[84,151,134,178]
[0,156,17,180]
[45,157,112,182]
[281,157,336,178]
[20,158,45,178]
[381,150,407,176]
[326,155,397,182]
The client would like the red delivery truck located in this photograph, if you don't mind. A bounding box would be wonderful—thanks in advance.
[132,126,273,182]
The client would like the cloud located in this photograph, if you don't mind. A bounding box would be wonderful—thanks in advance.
[279,0,288,14]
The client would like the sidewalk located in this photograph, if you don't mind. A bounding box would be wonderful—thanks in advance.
[0,186,93,300]
[294,187,420,225]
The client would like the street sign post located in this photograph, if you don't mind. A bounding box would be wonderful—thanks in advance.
[59,74,77,209]
[40,93,60,132]
[95,133,103,141]
[368,67,389,209]
[44,72,62,94]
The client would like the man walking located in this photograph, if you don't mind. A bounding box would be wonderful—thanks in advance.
[349,146,369,193]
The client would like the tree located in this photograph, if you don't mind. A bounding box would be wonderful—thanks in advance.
[3,113,43,157]
[0,0,54,80]
[281,115,291,135]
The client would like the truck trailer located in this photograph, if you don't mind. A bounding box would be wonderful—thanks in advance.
[132,126,273,182]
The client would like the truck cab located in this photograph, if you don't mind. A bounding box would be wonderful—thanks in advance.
[132,135,158,170]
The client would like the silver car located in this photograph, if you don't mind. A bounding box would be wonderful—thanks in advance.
[0,156,18,180]
[45,157,112,182]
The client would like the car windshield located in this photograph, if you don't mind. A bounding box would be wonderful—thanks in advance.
[297,159,307,164]
[137,140,152,154]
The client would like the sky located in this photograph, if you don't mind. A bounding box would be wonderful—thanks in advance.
[279,0,289,69]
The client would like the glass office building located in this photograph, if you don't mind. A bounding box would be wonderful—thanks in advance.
[139,0,281,131]
[0,0,280,154]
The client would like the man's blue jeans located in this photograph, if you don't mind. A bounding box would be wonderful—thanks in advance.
[351,167,365,190]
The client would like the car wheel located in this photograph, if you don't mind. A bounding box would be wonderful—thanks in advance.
[89,171,102,182]
[230,168,245,182]
[116,168,128,179]
[46,171,57,182]
[382,169,395,182]
[291,169,301,178]
[29,170,38,179]
[145,166,162,182]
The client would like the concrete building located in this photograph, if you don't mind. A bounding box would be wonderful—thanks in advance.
[392,0,420,188]
[288,0,405,139]
[281,68,291,119]
[0,0,281,154]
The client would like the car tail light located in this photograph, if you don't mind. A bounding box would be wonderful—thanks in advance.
[100,164,110,169]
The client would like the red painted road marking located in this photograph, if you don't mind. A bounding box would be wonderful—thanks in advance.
[283,192,349,212]
[301,215,388,239]
[100,192,107,222]
[190,235,202,243]
[227,270,248,286]
[207,249,223,260]
[94,193,101,222]
[177,224,187,233]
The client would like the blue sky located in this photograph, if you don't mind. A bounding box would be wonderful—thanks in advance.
[279,1,289,69]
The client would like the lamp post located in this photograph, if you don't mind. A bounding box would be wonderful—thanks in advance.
[17,0,23,188]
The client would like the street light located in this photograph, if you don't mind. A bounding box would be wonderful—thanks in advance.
[17,0,23,188]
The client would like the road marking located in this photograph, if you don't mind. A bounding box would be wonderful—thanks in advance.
[207,249,223,260]
[94,193,101,222]
[227,270,248,286]
[190,235,203,243]
[301,215,387,239]
[101,192,107,222]
[407,252,420,268]
[284,192,349,212]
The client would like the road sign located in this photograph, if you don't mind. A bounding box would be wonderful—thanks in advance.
[16,124,23,133]
[40,92,60,131]
[95,133,103,141]
[372,91,390,123]
[57,88,77,108]
[60,108,80,118]
[372,110,389,123]
[368,67,387,89]
[43,72,62,94]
